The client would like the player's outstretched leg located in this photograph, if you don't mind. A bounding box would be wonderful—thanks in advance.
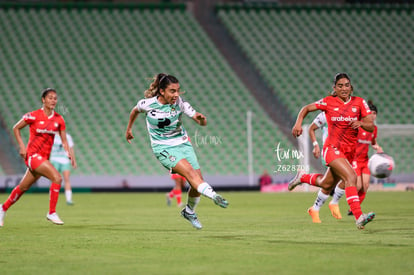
[213,194,228,208]
[197,182,229,208]
[288,170,305,191]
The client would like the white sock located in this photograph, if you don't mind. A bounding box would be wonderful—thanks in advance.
[185,196,200,214]
[65,190,72,202]
[196,182,216,199]
[330,185,345,204]
[313,189,329,211]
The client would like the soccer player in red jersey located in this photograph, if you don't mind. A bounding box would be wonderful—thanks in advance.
[166,173,187,207]
[0,88,74,227]
[288,73,376,229]
[348,101,383,215]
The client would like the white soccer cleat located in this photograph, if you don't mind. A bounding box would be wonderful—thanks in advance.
[0,204,6,227]
[288,170,305,191]
[355,212,375,229]
[46,212,64,225]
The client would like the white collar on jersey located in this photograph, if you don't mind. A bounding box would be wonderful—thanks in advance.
[41,107,55,119]
[341,96,352,105]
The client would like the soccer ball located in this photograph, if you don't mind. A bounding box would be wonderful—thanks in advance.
[368,153,395,178]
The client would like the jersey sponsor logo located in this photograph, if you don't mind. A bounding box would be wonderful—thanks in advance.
[358,139,371,144]
[157,118,171,128]
[36,129,58,135]
[330,116,357,122]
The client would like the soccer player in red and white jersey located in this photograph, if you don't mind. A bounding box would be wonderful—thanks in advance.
[0,88,74,227]
[349,101,383,215]
[288,73,376,229]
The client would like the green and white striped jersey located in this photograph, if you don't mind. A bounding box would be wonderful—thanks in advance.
[136,96,196,146]
[313,112,328,144]
[50,133,74,164]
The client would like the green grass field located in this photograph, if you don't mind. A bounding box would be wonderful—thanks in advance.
[0,191,413,274]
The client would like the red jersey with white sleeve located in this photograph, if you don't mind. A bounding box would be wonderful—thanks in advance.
[315,95,371,152]
[23,108,66,159]
[354,126,377,163]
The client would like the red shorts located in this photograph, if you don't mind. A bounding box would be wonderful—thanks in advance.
[352,160,370,176]
[322,145,355,166]
[170,173,186,181]
[25,153,48,171]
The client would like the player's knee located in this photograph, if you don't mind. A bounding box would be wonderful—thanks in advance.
[346,173,357,186]
[52,174,62,184]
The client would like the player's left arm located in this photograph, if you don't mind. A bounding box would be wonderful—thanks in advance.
[350,98,375,132]
[192,112,207,126]
[350,114,375,132]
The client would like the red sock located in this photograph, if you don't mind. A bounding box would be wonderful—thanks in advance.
[168,190,174,199]
[358,191,366,204]
[173,189,182,205]
[49,183,61,214]
[2,185,25,211]
[300,173,322,186]
[345,186,363,219]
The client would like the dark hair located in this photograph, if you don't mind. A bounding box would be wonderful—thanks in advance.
[333,73,351,85]
[144,73,179,98]
[368,100,378,113]
[41,88,56,98]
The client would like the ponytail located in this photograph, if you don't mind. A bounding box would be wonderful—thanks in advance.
[144,73,179,98]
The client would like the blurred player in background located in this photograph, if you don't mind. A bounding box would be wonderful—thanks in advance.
[307,111,345,223]
[50,132,77,205]
[125,73,228,230]
[289,73,376,229]
[348,100,383,215]
[166,173,187,207]
[0,88,74,227]
[258,170,272,187]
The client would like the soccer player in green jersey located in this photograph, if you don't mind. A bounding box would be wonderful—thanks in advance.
[125,73,228,229]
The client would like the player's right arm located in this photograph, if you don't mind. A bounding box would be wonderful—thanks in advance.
[13,118,28,159]
[308,123,321,159]
[292,103,319,137]
[125,106,140,143]
[308,112,326,158]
